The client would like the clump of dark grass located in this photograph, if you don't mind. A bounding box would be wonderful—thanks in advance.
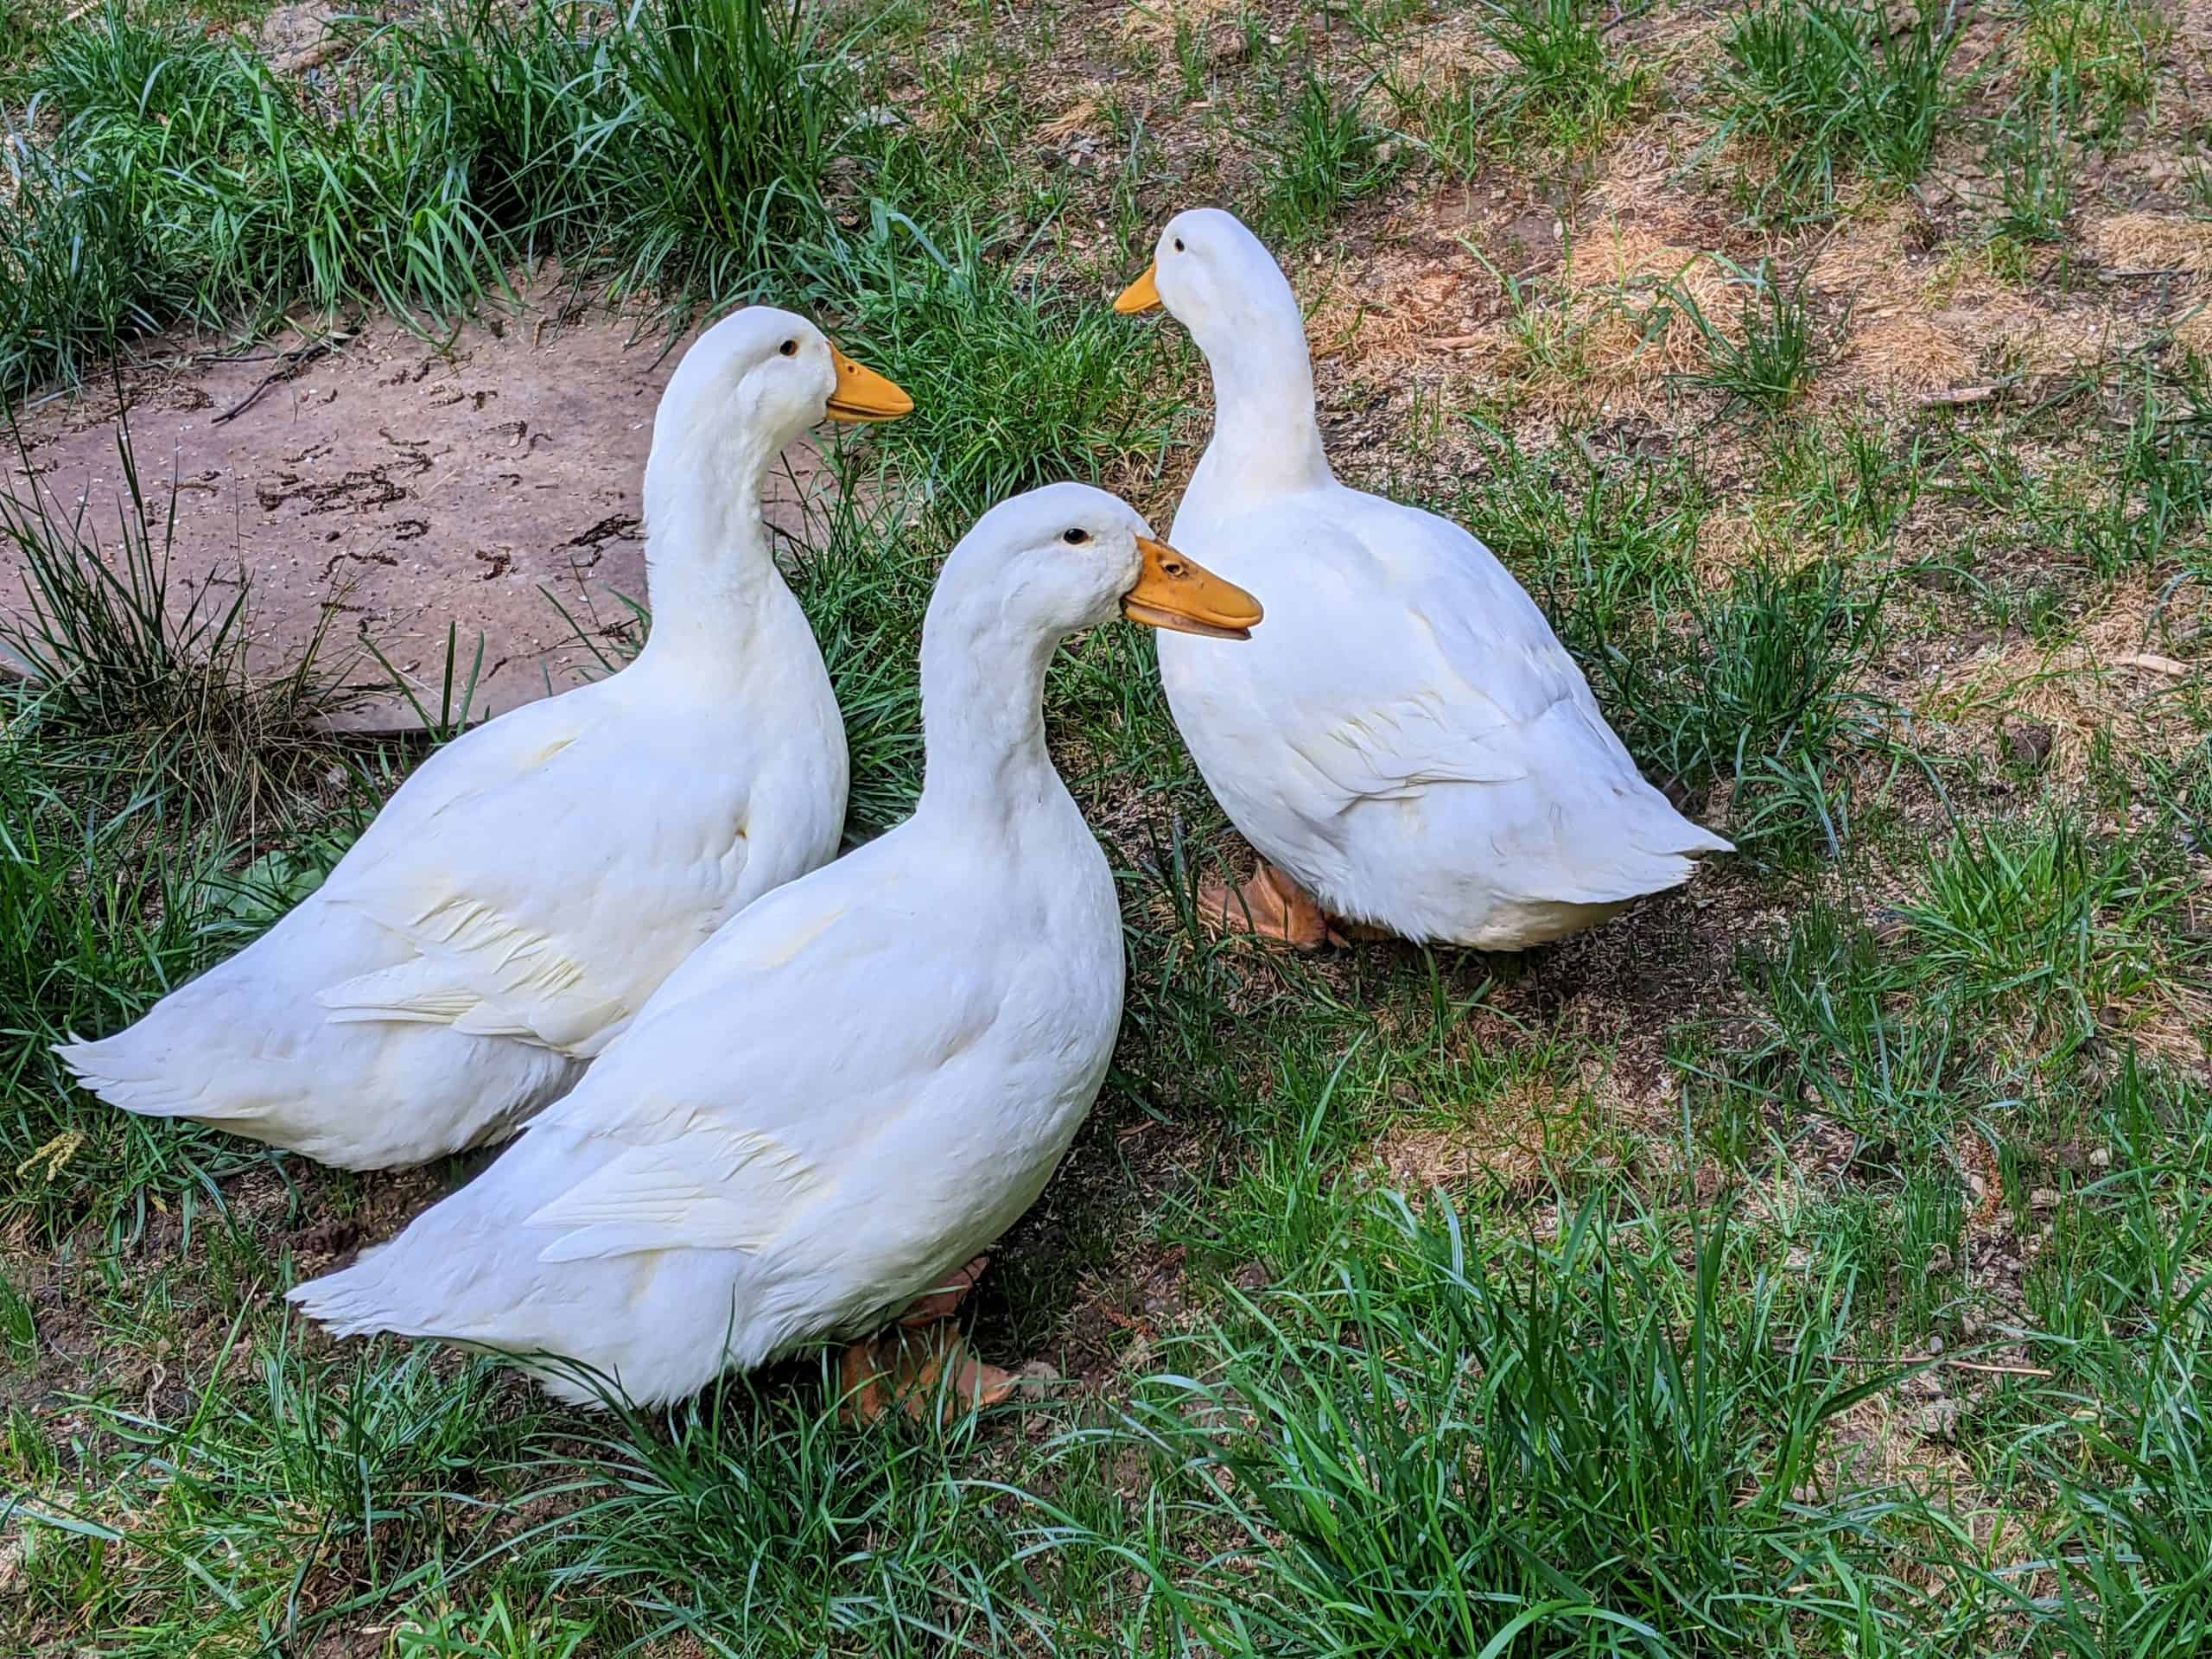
[2068,381,2212,574]
[1067,1187,1980,1655]
[1897,814,2186,1061]
[3,0,857,396]
[1993,85,2078,244]
[1605,556,1891,857]
[0,139,182,396]
[1719,0,1961,225]
[400,0,854,302]
[2022,0,2168,143]
[514,1365,1060,1656]
[1766,418,1924,549]
[10,1338,548,1651]
[1387,0,1648,172]
[1258,67,1395,242]
[1977,1058,2212,1656]
[0,737,246,1239]
[1672,259,1825,413]
[1715,897,1974,1175]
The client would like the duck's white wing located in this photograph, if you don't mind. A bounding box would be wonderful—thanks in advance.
[506,854,986,1264]
[313,693,750,1057]
[1246,498,1606,807]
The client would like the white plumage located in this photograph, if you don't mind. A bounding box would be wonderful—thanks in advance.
[289,484,1263,1406]
[1123,209,1732,950]
[56,308,909,1168]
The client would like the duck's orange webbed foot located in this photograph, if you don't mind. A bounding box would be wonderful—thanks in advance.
[1199,861,1352,951]
[839,1258,1019,1426]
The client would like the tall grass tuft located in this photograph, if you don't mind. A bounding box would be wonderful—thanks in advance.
[1719,0,1961,223]
[2,0,858,395]
[1,423,361,805]
[1064,1189,1974,1655]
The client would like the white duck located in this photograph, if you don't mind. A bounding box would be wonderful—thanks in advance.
[1116,209,1732,951]
[57,308,912,1169]
[288,484,1262,1411]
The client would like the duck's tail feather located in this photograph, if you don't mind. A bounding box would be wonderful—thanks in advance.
[54,1026,255,1122]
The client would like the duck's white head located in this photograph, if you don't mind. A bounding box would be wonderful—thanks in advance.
[1113,212,1325,492]
[939,481,1263,646]
[1114,208,1302,361]
[918,482,1261,805]
[652,305,912,467]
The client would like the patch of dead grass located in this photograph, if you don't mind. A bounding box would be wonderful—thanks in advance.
[1839,315,1979,395]
[1034,95,1102,143]
[1924,570,2209,784]
[1119,0,1234,45]
[1369,1060,1643,1204]
[2087,212,2212,275]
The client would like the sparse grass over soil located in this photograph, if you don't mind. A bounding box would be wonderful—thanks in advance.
[5,0,2211,1653]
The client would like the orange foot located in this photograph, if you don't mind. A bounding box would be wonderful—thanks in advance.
[839,1256,1018,1426]
[1199,861,1351,952]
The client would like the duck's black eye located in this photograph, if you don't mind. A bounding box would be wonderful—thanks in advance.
[1062,528,1090,545]
[1172,237,1185,253]
[778,339,799,357]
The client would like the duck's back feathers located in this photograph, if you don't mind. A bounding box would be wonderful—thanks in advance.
[61,679,826,1168]
[289,829,1121,1398]
[1161,485,1731,947]
[312,688,758,1058]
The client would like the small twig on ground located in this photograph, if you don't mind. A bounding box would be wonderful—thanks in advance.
[1919,385,2000,407]
[210,327,358,425]
[1818,1352,2054,1378]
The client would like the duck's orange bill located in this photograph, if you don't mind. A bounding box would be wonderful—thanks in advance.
[1114,264,1163,315]
[1122,537,1262,640]
[824,344,914,423]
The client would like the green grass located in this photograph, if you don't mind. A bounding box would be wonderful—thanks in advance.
[1258,66,1397,243]
[1992,90,2079,244]
[3,0,855,393]
[7,0,2212,1651]
[1674,260,1825,413]
[2020,0,2169,143]
[1718,0,1962,225]
[0,423,361,804]
[1386,0,1649,172]
[1103,1189,1973,1655]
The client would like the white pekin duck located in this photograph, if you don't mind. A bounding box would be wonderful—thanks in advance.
[1116,209,1732,951]
[289,483,1263,1412]
[57,308,912,1169]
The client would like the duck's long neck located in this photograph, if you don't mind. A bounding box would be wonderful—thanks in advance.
[632,423,798,672]
[1189,270,1333,504]
[915,589,1064,822]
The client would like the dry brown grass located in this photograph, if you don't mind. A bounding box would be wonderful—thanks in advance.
[1306,254,1482,370]
[1369,1065,1617,1203]
[1118,0,1234,46]
[1034,94,1101,143]
[1924,570,2209,783]
[2087,213,2212,275]
[1840,315,1979,395]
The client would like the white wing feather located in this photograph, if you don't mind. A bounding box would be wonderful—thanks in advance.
[312,691,750,1056]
